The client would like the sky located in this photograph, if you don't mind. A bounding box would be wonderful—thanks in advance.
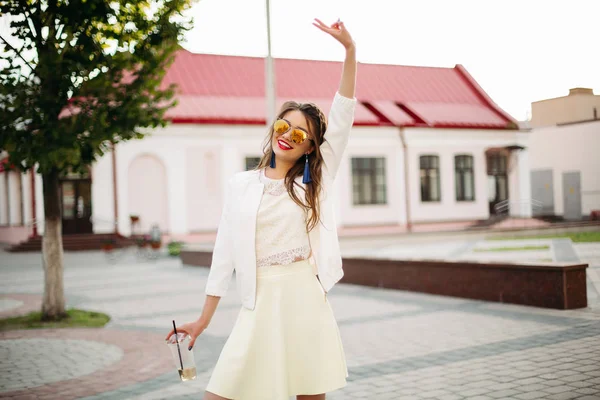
[181,0,600,121]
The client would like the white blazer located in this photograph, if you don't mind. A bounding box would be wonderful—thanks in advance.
[205,92,357,310]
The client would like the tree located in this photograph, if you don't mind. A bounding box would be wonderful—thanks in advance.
[0,0,192,320]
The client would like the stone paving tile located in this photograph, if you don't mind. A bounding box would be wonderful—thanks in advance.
[0,298,23,313]
[515,392,549,399]
[576,387,600,395]
[480,302,600,321]
[124,370,211,399]
[545,392,581,400]
[0,328,172,400]
[0,294,42,318]
[488,389,521,398]
[542,385,578,394]
[0,338,123,393]
[569,381,597,389]
[328,293,423,321]
[327,335,600,399]
[341,310,568,368]
[436,395,463,400]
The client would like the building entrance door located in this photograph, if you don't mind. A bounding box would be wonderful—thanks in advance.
[61,176,93,235]
[487,152,509,214]
[563,171,582,220]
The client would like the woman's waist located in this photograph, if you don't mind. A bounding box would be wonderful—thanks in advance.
[256,245,311,268]
[256,258,317,278]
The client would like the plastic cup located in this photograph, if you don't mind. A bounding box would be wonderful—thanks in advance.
[166,332,197,381]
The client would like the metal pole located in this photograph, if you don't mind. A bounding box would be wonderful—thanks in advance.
[265,0,276,126]
[112,143,119,235]
[399,130,412,232]
[30,170,38,237]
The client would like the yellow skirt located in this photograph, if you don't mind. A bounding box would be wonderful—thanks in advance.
[206,260,348,399]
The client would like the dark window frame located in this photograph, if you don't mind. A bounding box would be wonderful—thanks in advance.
[455,154,475,202]
[420,155,441,202]
[487,153,507,176]
[244,156,261,171]
[351,157,387,206]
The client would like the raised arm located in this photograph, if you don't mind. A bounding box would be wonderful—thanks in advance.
[339,45,357,99]
[313,18,357,179]
[313,18,356,99]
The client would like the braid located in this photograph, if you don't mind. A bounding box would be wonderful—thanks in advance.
[301,103,328,141]
[316,107,327,137]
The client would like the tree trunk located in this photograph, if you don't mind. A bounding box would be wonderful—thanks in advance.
[41,169,67,321]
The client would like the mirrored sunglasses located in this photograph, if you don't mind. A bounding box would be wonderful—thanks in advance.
[273,119,310,145]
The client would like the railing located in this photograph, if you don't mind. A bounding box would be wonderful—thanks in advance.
[494,199,544,216]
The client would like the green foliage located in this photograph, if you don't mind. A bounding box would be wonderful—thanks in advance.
[0,0,192,175]
[167,240,183,256]
[0,308,110,331]
[473,245,550,252]
[488,231,600,243]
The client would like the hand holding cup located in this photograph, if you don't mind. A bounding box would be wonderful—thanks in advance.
[165,319,207,351]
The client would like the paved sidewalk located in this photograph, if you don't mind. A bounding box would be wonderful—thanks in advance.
[1,244,599,399]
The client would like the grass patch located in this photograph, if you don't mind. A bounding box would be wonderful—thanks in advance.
[489,231,600,243]
[0,309,110,331]
[474,245,550,252]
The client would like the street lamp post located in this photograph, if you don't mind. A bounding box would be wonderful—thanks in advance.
[265,0,276,126]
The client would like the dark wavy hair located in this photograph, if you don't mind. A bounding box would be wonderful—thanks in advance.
[256,102,327,232]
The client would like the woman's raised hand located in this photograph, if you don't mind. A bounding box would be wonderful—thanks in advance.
[313,18,355,51]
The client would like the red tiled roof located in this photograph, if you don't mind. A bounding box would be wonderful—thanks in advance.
[168,96,379,125]
[162,49,516,129]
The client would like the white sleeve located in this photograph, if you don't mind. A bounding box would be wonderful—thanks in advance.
[320,92,357,180]
[205,178,235,297]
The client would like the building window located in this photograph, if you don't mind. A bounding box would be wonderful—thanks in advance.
[245,157,261,171]
[420,155,441,202]
[455,155,475,201]
[351,157,387,205]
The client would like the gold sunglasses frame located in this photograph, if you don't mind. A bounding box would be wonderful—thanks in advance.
[273,119,312,145]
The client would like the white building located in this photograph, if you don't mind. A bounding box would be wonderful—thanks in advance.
[0,50,531,244]
[527,88,600,219]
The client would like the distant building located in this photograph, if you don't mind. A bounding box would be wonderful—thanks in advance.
[530,87,600,128]
[528,88,600,219]
[0,50,531,243]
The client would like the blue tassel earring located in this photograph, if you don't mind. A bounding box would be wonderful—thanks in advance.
[302,154,312,184]
[270,150,276,168]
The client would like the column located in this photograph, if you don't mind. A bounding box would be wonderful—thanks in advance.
[35,171,45,234]
[8,171,22,225]
[517,149,532,217]
[0,172,8,225]
[165,149,187,235]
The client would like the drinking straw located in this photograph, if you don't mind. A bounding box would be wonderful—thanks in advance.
[172,320,184,371]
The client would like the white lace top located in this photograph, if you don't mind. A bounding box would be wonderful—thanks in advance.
[255,169,311,268]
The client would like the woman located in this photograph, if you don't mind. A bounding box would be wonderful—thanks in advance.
[166,18,357,400]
